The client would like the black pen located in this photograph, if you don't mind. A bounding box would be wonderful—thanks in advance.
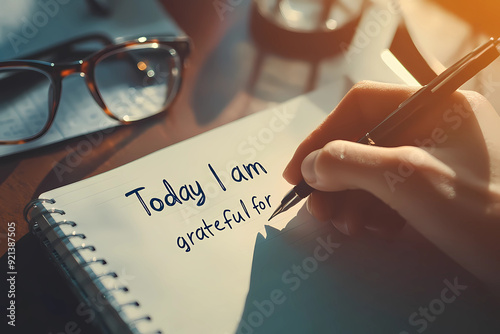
[269,37,500,221]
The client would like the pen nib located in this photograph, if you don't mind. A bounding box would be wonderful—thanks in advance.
[268,205,284,221]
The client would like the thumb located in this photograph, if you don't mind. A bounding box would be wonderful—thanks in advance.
[300,140,450,219]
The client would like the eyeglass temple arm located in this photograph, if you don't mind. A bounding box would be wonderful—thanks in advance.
[20,34,114,61]
[0,35,114,88]
[86,0,113,17]
[0,36,191,82]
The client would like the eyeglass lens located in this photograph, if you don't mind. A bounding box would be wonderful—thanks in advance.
[0,69,52,142]
[94,44,181,122]
[0,43,181,143]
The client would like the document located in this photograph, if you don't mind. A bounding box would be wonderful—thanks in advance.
[37,80,494,333]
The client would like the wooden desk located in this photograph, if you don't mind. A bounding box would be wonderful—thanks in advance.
[0,2,350,332]
[3,0,499,256]
[1,0,355,256]
[0,2,283,332]
[0,0,269,254]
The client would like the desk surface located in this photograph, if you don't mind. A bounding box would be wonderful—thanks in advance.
[0,2,353,332]
[0,0,269,252]
[0,0,359,254]
[2,0,500,255]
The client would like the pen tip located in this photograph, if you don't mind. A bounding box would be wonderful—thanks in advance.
[268,206,283,221]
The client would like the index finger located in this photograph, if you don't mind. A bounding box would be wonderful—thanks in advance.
[283,81,418,185]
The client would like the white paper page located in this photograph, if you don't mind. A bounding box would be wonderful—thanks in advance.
[39,80,496,334]
[39,80,345,333]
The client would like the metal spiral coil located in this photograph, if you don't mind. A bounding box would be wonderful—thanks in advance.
[24,198,157,333]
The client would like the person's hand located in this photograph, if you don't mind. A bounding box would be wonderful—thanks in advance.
[283,81,500,293]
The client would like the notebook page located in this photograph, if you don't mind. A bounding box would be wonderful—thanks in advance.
[39,78,500,334]
[40,81,344,333]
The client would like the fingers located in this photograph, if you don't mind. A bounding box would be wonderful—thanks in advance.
[283,81,417,185]
[300,140,398,195]
[301,140,418,237]
[307,190,406,238]
[300,139,454,223]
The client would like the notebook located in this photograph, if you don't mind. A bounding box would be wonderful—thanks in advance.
[24,80,499,334]
[0,0,184,157]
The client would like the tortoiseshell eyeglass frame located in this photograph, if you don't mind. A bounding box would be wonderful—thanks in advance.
[0,35,191,145]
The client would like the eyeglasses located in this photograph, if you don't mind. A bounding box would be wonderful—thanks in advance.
[0,35,190,145]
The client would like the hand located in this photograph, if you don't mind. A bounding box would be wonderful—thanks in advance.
[283,81,500,293]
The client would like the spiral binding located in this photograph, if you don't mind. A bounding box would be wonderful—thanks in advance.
[25,198,160,334]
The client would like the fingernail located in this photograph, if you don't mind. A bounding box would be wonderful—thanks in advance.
[282,164,290,178]
[364,224,380,232]
[301,150,319,184]
[331,217,350,236]
[306,198,313,216]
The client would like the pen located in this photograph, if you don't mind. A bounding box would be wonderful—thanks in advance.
[269,37,500,221]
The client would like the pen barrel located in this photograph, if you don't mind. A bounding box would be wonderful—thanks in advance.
[360,87,431,144]
[295,180,315,198]
[275,38,500,221]
[432,41,500,97]
[360,38,500,146]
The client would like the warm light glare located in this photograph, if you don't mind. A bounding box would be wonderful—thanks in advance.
[151,43,159,49]
[380,49,420,86]
[279,1,303,22]
[325,19,337,30]
[137,61,147,71]
[138,36,147,43]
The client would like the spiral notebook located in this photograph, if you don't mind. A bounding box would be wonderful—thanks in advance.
[24,81,497,334]
[22,83,341,333]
